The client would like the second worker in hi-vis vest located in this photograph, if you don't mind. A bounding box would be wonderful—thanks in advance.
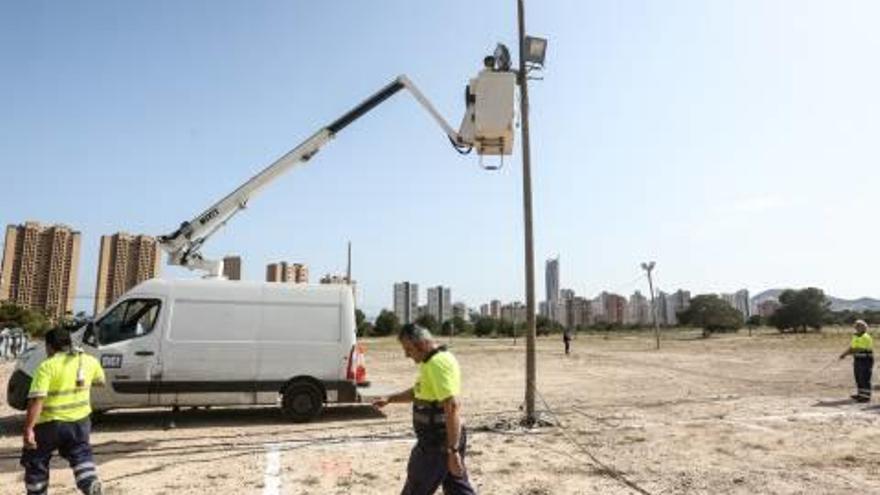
[839,319,873,403]
[372,324,476,495]
[21,328,106,495]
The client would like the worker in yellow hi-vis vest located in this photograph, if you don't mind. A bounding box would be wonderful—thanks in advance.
[21,327,106,495]
[372,324,476,495]
[839,320,873,403]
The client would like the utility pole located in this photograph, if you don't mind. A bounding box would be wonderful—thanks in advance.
[641,262,660,349]
[518,0,538,425]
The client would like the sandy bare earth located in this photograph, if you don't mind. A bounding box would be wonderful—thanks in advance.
[1,328,879,495]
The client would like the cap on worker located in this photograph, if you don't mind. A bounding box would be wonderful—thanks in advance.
[853,320,868,333]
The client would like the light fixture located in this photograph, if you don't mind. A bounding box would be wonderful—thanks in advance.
[523,36,548,66]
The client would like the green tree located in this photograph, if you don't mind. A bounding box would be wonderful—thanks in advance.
[440,320,455,336]
[415,314,439,333]
[354,309,371,337]
[496,319,515,338]
[451,315,473,335]
[373,310,400,337]
[536,315,563,336]
[745,314,762,336]
[677,295,744,337]
[357,322,374,337]
[473,316,496,337]
[769,288,830,333]
[0,303,51,337]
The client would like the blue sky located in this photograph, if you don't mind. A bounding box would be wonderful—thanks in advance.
[2,1,878,316]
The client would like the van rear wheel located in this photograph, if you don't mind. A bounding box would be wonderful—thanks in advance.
[281,382,323,422]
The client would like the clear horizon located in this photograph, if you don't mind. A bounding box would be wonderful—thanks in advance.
[3,1,878,316]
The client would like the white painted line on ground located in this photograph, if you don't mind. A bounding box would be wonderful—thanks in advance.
[262,444,281,495]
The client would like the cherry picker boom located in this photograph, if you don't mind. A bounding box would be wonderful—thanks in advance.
[158,50,517,277]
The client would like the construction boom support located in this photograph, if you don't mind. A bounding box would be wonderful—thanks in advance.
[157,72,509,277]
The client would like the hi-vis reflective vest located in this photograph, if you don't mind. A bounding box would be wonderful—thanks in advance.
[411,347,461,445]
[28,352,105,423]
[851,333,874,358]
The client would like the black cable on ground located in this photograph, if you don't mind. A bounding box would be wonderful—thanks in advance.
[535,389,654,495]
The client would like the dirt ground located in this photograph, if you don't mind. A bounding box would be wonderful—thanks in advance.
[1,328,879,495]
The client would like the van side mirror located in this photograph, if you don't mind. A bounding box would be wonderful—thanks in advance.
[83,322,97,347]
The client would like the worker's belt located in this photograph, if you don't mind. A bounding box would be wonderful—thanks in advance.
[412,400,446,444]
[413,411,447,425]
[854,351,873,358]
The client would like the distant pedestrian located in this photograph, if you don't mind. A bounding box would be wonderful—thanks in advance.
[839,320,873,403]
[372,324,476,495]
[563,328,572,355]
[21,327,106,495]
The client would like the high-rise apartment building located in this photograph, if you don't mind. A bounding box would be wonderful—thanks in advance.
[500,301,527,325]
[452,302,469,321]
[734,289,750,318]
[562,296,591,329]
[664,290,691,325]
[1,222,81,320]
[489,299,502,319]
[266,262,308,283]
[94,233,161,314]
[393,281,418,324]
[720,289,750,318]
[222,255,242,281]
[625,291,651,326]
[479,304,489,317]
[599,292,626,324]
[654,290,670,325]
[545,257,560,320]
[427,286,452,323]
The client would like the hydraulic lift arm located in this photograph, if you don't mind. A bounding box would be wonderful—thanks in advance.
[158,64,516,277]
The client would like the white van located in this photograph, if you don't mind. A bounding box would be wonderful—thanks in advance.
[7,279,369,422]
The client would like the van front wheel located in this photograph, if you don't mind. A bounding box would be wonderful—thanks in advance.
[281,382,323,422]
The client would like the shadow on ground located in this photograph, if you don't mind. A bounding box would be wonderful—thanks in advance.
[0,404,387,475]
[2,403,385,437]
[93,403,385,432]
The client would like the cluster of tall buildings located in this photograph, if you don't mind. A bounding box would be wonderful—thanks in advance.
[0,220,356,321]
[0,223,165,319]
[537,257,752,328]
[1,222,81,320]
[470,257,751,330]
[393,281,464,325]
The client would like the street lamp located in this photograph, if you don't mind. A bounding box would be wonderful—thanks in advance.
[641,262,660,350]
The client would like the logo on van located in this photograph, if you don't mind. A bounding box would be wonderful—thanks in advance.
[198,208,220,225]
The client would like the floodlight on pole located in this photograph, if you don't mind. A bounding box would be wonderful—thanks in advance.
[524,36,548,66]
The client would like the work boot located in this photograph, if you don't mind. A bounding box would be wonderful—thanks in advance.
[87,480,103,495]
[850,394,860,400]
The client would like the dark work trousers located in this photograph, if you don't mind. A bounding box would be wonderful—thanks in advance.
[20,418,99,495]
[401,428,476,495]
[854,356,873,400]
[563,336,571,355]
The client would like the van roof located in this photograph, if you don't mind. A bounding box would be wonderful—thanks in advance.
[129,278,352,298]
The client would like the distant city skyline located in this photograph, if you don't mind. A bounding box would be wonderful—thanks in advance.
[3,2,878,317]
[0,218,867,322]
